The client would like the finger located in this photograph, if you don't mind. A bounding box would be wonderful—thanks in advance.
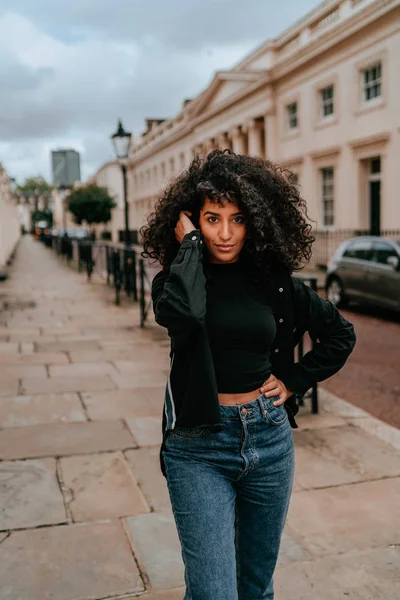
[272,396,286,407]
[263,386,281,398]
[183,210,192,217]
[260,381,278,393]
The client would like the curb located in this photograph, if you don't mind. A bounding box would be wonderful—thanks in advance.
[319,387,400,453]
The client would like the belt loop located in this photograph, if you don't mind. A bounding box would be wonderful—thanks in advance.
[257,395,267,417]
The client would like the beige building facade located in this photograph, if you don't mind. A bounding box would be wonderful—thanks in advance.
[0,164,20,276]
[125,0,400,266]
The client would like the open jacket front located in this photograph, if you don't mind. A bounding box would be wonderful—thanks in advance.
[152,230,356,477]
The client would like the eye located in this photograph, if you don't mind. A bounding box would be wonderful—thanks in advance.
[207,216,218,223]
[233,216,245,224]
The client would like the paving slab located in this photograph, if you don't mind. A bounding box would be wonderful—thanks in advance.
[48,361,119,378]
[0,342,19,354]
[277,528,313,566]
[20,374,116,394]
[124,513,184,591]
[293,424,400,490]
[126,447,172,513]
[113,359,170,373]
[294,411,347,429]
[35,339,101,353]
[287,477,400,557]
[0,393,86,428]
[0,364,47,379]
[0,351,69,364]
[0,458,66,530]
[60,451,150,521]
[69,346,168,363]
[123,589,186,600]
[0,420,136,460]
[20,342,35,354]
[82,387,164,420]
[0,378,19,396]
[126,417,163,447]
[0,521,144,600]
[111,371,167,389]
[275,546,400,600]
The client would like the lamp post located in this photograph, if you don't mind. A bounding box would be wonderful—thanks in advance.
[111,120,132,245]
[110,119,137,301]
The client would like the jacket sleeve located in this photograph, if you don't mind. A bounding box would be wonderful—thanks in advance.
[151,230,206,342]
[279,277,356,397]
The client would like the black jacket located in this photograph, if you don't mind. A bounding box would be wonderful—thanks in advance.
[152,230,356,477]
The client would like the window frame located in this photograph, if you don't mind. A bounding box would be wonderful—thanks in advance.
[286,101,298,131]
[320,84,335,119]
[320,166,335,228]
[362,62,382,104]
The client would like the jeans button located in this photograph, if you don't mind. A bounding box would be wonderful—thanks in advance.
[241,408,247,415]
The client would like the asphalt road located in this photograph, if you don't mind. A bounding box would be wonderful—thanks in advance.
[319,302,400,429]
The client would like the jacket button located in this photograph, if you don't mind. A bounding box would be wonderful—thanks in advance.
[274,348,280,353]
[279,318,284,323]
[279,287,283,292]
[191,235,197,241]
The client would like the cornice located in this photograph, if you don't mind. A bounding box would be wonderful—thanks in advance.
[309,144,342,159]
[348,131,391,149]
[272,0,398,81]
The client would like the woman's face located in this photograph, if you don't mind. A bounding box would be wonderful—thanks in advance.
[199,198,246,264]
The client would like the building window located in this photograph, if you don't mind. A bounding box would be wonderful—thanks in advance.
[170,157,175,174]
[161,162,166,177]
[320,85,334,118]
[321,167,335,227]
[362,62,382,103]
[180,152,185,170]
[286,102,298,130]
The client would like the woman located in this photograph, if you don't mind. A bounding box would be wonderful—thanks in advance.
[141,150,356,600]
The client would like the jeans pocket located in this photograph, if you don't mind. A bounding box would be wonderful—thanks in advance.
[168,426,209,439]
[264,397,288,426]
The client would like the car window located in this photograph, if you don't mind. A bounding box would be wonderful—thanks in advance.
[371,242,399,265]
[342,240,373,261]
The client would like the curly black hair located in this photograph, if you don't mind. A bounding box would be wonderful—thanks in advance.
[140,149,315,275]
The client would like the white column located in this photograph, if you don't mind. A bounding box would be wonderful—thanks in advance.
[247,119,264,158]
[230,126,247,155]
[264,112,277,162]
[216,132,232,151]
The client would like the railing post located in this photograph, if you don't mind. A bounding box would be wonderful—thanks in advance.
[139,259,145,327]
[113,249,121,306]
[86,242,94,281]
[132,249,138,301]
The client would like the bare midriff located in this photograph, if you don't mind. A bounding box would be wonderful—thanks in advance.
[218,387,261,406]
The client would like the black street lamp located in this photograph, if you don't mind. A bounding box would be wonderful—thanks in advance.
[111,120,132,245]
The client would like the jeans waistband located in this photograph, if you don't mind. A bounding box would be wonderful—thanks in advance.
[219,393,280,418]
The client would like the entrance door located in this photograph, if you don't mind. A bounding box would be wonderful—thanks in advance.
[368,157,381,236]
[369,180,381,235]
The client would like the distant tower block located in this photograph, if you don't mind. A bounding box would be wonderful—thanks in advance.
[51,149,81,187]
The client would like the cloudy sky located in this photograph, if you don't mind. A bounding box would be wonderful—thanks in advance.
[0,0,321,183]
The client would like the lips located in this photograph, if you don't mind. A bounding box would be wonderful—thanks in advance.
[216,245,234,250]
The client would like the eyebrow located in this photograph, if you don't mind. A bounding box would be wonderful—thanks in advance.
[203,210,243,216]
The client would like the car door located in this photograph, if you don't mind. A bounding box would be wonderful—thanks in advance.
[338,239,374,300]
[368,241,400,310]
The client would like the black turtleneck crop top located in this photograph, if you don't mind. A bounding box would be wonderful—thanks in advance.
[204,259,276,394]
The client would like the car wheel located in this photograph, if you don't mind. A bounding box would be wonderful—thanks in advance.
[326,278,347,308]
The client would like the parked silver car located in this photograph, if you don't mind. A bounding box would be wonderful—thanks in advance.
[325,236,400,312]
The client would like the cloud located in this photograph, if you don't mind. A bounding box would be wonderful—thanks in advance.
[0,1,321,182]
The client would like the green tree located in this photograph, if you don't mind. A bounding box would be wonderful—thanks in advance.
[67,184,116,233]
[17,176,53,210]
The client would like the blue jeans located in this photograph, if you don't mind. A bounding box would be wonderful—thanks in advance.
[162,394,295,600]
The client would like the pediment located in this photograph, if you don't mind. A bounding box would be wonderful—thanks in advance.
[189,71,264,118]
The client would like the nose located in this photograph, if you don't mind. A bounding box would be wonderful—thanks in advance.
[219,220,232,241]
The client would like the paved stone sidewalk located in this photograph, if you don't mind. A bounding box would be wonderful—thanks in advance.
[0,236,399,600]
